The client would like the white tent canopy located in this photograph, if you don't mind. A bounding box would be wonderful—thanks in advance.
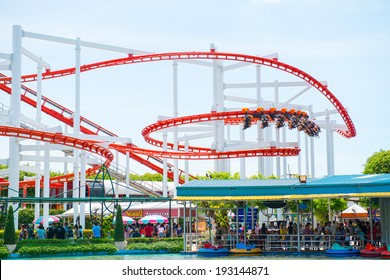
[341,204,368,219]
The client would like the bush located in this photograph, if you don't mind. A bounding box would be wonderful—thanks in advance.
[126,239,183,253]
[4,206,16,245]
[0,245,9,259]
[127,237,183,244]
[17,243,117,256]
[114,205,124,242]
[14,238,114,252]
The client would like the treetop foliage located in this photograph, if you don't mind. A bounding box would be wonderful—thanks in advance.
[363,149,390,174]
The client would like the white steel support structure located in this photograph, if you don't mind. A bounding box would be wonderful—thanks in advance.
[72,37,81,224]
[79,152,86,228]
[125,151,130,198]
[256,65,265,175]
[325,109,335,176]
[184,137,189,183]
[162,132,168,197]
[63,125,69,210]
[172,61,179,195]
[43,143,50,229]
[297,130,302,175]
[34,58,43,224]
[305,134,310,176]
[275,80,281,178]
[240,124,246,179]
[9,25,22,229]
[282,127,287,178]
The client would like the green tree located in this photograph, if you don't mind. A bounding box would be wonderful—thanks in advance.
[18,208,35,226]
[363,149,390,174]
[359,150,389,208]
[114,205,125,242]
[313,198,348,223]
[4,205,16,244]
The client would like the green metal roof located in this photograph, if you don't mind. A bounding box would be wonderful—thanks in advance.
[175,174,390,201]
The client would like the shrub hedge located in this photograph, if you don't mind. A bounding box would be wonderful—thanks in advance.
[17,243,117,256]
[0,246,9,258]
[126,237,183,244]
[126,241,182,253]
[0,236,184,257]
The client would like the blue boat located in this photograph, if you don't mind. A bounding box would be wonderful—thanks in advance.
[326,243,360,257]
[197,247,229,257]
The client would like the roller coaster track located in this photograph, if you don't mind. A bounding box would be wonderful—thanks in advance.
[0,51,356,193]
[0,51,356,138]
[0,78,193,185]
[0,125,113,188]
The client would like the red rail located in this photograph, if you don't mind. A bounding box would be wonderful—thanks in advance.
[0,126,113,189]
[0,51,356,138]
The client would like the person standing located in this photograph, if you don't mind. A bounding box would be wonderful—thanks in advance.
[27,224,35,239]
[157,223,165,238]
[67,224,74,239]
[36,225,46,239]
[55,223,66,239]
[176,224,183,237]
[46,224,55,239]
[92,223,101,238]
[18,224,27,241]
[144,223,154,238]
[78,225,84,239]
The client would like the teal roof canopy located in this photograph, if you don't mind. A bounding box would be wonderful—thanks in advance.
[175,174,390,201]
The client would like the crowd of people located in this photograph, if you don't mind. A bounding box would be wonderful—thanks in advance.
[18,223,83,240]
[17,220,185,241]
[122,223,183,239]
[214,219,381,250]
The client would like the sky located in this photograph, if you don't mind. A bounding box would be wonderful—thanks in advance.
[0,0,389,179]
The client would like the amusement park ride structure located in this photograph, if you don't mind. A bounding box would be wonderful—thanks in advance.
[0,25,355,229]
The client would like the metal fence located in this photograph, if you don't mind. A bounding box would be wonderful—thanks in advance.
[186,233,367,252]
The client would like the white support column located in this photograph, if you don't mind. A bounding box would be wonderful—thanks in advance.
[256,65,265,175]
[310,137,316,178]
[211,44,227,172]
[125,151,130,198]
[34,59,43,224]
[297,130,302,175]
[226,124,231,173]
[162,132,168,197]
[63,125,68,210]
[184,136,189,183]
[79,151,86,229]
[240,124,246,179]
[275,80,281,177]
[309,106,316,178]
[73,37,81,223]
[9,25,22,229]
[282,127,287,178]
[325,109,334,176]
[172,61,179,194]
[305,134,309,176]
[275,128,281,178]
[217,60,226,171]
[74,38,81,134]
[43,143,50,229]
[72,151,80,223]
[264,127,273,176]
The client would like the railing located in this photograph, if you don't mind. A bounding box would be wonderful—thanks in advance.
[190,233,367,252]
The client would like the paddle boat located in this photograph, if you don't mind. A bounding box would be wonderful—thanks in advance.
[230,243,261,256]
[381,245,390,259]
[360,243,387,257]
[197,241,229,257]
[325,243,359,257]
